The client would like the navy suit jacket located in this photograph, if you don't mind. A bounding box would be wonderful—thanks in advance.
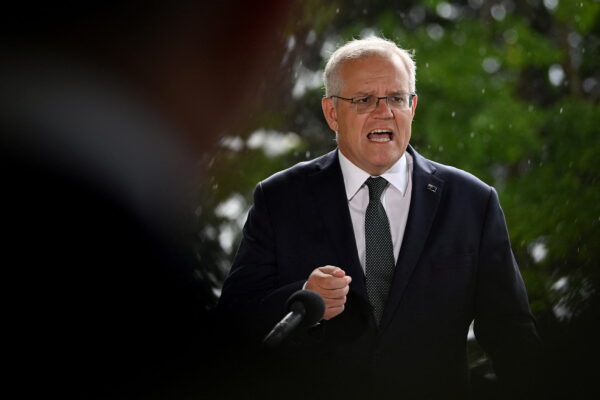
[219,146,539,399]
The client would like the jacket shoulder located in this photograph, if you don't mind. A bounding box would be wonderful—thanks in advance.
[259,150,334,189]
[427,158,493,195]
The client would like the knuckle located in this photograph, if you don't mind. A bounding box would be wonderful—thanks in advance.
[325,297,338,306]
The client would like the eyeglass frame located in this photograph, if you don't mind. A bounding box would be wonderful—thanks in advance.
[328,93,416,113]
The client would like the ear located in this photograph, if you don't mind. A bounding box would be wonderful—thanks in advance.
[410,95,418,117]
[321,97,339,132]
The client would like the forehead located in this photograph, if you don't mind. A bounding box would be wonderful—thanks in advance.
[338,54,410,94]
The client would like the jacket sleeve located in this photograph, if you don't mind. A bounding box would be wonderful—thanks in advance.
[217,181,305,342]
[473,187,541,398]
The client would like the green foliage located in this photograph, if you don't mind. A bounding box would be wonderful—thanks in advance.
[499,15,564,68]
[555,0,600,34]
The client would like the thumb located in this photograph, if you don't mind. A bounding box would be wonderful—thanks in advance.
[331,268,346,278]
[318,265,345,277]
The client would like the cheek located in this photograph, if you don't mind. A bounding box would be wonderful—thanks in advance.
[352,127,367,148]
[395,116,413,137]
[341,118,364,141]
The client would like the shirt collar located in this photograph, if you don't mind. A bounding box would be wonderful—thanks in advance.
[338,149,410,201]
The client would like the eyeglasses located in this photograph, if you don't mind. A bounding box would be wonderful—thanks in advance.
[329,93,416,114]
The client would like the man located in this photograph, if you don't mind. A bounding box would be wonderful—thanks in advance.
[219,37,539,399]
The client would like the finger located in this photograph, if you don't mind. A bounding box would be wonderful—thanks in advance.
[330,268,346,278]
[320,286,349,299]
[318,266,345,277]
[318,276,351,290]
[323,304,345,320]
[323,296,346,308]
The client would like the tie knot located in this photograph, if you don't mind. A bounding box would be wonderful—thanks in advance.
[365,177,388,201]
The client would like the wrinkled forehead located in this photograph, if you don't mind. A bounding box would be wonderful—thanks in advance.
[338,53,411,93]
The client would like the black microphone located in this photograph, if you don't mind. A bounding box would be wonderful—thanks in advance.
[262,290,325,347]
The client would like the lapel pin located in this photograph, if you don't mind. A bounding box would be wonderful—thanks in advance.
[426,183,438,193]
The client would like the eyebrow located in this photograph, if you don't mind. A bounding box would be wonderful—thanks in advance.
[351,91,371,97]
[351,91,406,97]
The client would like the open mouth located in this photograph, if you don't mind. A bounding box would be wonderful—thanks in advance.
[367,129,393,142]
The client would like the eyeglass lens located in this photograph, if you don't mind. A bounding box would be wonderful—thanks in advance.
[356,95,412,113]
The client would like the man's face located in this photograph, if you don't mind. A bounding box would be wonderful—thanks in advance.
[322,54,417,176]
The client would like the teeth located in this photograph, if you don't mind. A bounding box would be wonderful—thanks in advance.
[370,136,390,142]
[368,129,392,142]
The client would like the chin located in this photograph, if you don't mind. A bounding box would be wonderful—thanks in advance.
[370,152,401,167]
[365,160,394,175]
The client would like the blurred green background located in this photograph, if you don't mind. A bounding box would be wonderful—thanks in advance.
[197,0,599,397]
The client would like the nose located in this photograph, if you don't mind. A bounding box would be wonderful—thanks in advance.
[372,96,394,118]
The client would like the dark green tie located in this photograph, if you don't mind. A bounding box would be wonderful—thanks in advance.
[365,177,395,325]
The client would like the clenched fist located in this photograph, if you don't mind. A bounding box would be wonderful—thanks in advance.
[305,266,351,320]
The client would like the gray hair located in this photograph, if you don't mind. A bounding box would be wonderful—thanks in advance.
[323,36,416,97]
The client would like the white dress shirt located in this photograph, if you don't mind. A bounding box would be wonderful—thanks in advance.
[338,149,413,272]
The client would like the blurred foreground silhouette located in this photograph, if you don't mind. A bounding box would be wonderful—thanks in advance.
[2,2,292,398]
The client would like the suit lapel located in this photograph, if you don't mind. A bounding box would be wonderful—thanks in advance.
[307,150,369,303]
[380,146,444,330]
